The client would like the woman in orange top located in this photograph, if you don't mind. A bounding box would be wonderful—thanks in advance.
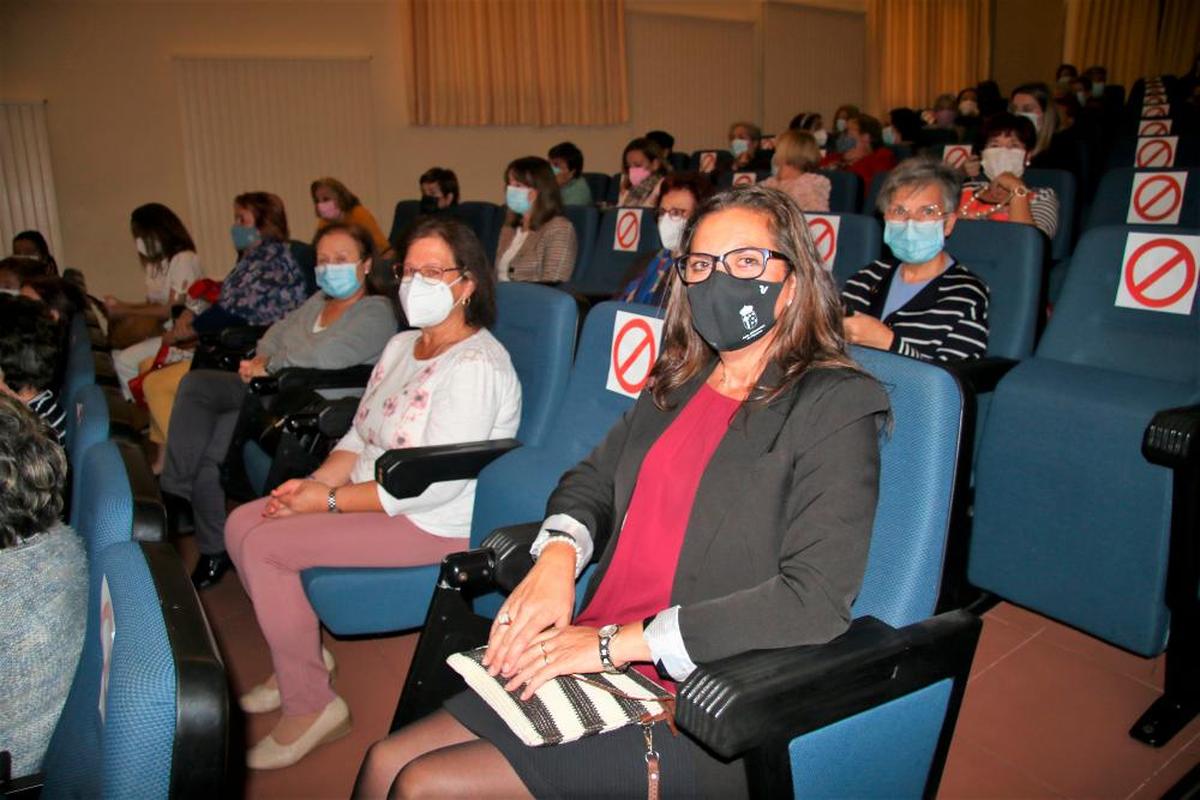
[311,177,393,259]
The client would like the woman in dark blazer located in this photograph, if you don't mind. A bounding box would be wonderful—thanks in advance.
[354,185,890,799]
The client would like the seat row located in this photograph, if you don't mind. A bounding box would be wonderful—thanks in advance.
[5,314,229,798]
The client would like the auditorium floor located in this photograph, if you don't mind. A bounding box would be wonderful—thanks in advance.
[181,536,1200,799]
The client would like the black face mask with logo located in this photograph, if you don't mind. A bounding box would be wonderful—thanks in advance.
[686,270,784,352]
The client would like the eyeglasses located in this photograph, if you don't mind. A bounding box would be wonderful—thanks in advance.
[674,247,791,284]
[657,207,690,221]
[883,204,950,222]
[394,264,462,281]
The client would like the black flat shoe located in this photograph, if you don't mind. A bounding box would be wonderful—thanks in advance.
[191,552,233,591]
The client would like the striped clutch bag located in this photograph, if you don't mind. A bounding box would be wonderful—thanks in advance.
[447,646,674,747]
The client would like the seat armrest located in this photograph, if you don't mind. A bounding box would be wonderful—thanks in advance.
[1142,405,1200,469]
[218,324,270,352]
[676,610,981,759]
[375,438,521,500]
[316,398,361,438]
[250,364,376,396]
[437,547,501,595]
[940,357,1018,397]
[115,439,166,542]
[481,522,543,592]
[283,410,321,436]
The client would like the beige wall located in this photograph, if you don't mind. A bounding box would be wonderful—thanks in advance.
[0,0,869,298]
[992,0,1067,93]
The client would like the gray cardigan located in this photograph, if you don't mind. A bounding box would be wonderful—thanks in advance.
[0,524,87,775]
[256,293,396,373]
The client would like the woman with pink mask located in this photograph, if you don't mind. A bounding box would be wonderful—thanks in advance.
[311,177,393,260]
[616,138,670,208]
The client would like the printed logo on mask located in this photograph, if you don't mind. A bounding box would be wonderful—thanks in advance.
[739,304,759,332]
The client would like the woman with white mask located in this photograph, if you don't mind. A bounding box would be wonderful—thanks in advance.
[225,216,521,771]
[618,172,714,305]
[958,113,1060,239]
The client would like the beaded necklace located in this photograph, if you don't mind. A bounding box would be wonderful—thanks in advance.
[958,184,1015,220]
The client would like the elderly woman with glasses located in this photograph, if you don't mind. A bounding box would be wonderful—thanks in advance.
[224,216,521,771]
[841,157,990,362]
[355,185,890,799]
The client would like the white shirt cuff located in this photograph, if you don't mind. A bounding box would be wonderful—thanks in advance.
[529,513,594,578]
[643,606,697,682]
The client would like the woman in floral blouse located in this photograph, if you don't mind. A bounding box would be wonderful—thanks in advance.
[141,192,309,454]
[224,216,522,771]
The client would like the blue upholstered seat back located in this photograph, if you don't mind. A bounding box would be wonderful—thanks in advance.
[572,209,662,296]
[1085,168,1200,232]
[944,219,1044,360]
[817,212,882,288]
[71,439,133,555]
[1038,226,1200,385]
[67,383,111,523]
[471,301,663,543]
[1024,167,1077,261]
[491,283,577,447]
[561,204,599,282]
[849,347,963,629]
[821,170,863,213]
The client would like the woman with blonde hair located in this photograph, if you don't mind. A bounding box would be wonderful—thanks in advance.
[762,129,831,211]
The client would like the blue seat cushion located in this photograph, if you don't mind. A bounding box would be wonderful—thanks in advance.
[302,564,440,636]
[970,358,1193,656]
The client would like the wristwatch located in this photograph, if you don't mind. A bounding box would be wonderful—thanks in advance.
[327,488,340,513]
[598,624,627,674]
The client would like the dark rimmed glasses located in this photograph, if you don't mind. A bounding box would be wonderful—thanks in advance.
[674,247,792,284]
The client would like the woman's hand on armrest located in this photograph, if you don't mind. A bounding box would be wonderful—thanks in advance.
[483,542,577,677]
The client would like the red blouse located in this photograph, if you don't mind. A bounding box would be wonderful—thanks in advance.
[575,383,741,687]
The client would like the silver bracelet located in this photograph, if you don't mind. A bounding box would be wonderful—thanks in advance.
[533,529,584,566]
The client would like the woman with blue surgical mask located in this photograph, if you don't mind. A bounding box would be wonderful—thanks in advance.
[495,156,577,284]
[159,222,397,592]
[841,157,990,362]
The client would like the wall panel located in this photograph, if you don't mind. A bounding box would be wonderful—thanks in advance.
[0,102,65,262]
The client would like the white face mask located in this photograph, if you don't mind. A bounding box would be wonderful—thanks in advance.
[657,214,688,253]
[981,146,1027,181]
[1015,110,1041,133]
[398,274,463,328]
[812,129,829,147]
[135,236,161,259]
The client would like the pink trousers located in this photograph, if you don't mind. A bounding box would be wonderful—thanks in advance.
[225,498,462,715]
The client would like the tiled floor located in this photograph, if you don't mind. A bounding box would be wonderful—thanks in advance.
[184,536,1200,799]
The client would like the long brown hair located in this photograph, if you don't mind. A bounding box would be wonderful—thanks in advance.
[648,185,854,409]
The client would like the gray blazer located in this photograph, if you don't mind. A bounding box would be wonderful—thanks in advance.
[547,361,889,664]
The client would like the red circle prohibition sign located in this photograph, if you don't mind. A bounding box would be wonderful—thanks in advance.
[1137,139,1173,168]
[1124,239,1196,309]
[1141,121,1169,136]
[945,146,968,167]
[616,211,639,249]
[1143,105,1168,118]
[611,318,657,394]
[1132,176,1183,222]
[808,218,837,263]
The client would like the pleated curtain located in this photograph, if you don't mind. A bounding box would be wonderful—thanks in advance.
[410,0,629,126]
[866,0,991,114]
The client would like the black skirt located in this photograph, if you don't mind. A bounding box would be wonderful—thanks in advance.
[445,689,749,799]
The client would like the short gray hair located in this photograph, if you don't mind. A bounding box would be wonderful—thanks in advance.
[0,394,66,548]
[875,157,962,215]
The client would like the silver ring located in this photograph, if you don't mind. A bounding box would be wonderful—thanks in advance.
[538,642,547,656]
[498,612,512,626]
[542,652,549,666]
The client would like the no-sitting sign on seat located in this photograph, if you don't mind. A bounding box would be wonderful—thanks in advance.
[943,144,972,170]
[612,208,643,252]
[805,214,841,271]
[1114,233,1199,316]
[606,310,664,398]
[1127,172,1188,225]
[1136,137,1178,168]
[1139,119,1172,136]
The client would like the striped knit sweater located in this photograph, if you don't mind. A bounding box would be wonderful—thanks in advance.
[841,258,990,362]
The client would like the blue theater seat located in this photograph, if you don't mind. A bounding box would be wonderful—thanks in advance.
[969,225,1200,746]
[821,169,863,213]
[1085,167,1200,232]
[391,346,978,797]
[298,291,602,636]
[569,207,662,297]
[1024,167,1077,262]
[581,172,610,203]
[812,212,881,288]
[39,542,227,797]
[388,199,422,248]
[65,383,110,521]
[561,204,599,282]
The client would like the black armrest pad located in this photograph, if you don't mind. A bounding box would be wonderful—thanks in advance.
[248,375,280,395]
[676,610,981,759]
[481,522,543,592]
[284,410,320,435]
[218,324,270,351]
[375,438,521,500]
[275,364,375,394]
[316,398,361,438]
[115,439,166,542]
[1143,404,1200,469]
[438,547,500,595]
[941,357,1018,396]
